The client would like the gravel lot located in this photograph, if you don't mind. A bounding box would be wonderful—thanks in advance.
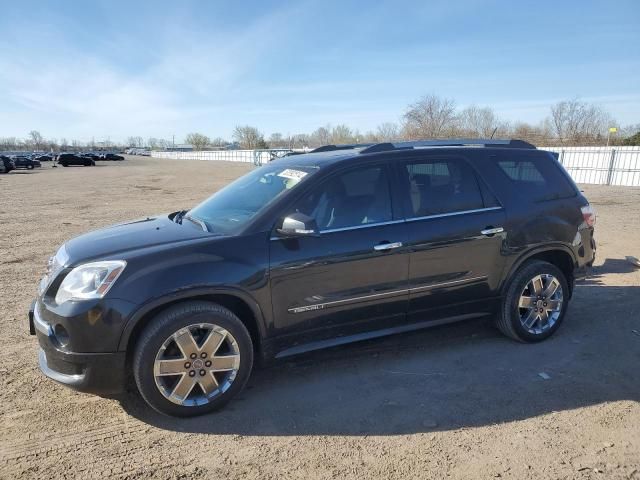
[0,156,639,479]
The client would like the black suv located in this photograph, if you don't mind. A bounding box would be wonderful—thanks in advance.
[57,153,95,167]
[29,139,596,416]
[1,155,15,174]
[13,156,41,169]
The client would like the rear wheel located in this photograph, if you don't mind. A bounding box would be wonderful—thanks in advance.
[133,301,253,416]
[497,260,569,342]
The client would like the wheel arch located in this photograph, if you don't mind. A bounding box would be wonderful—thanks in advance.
[501,245,577,298]
[119,288,267,359]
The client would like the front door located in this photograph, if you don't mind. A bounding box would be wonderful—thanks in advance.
[269,163,409,350]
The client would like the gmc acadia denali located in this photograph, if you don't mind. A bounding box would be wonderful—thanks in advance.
[29,139,596,416]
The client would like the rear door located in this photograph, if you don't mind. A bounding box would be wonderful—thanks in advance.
[395,153,507,323]
[269,162,410,348]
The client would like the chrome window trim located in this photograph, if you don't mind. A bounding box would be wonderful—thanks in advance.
[271,208,503,240]
[320,219,405,234]
[406,207,503,222]
[270,219,404,240]
[288,275,487,313]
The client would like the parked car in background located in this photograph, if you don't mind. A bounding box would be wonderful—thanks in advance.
[57,153,95,167]
[0,155,15,173]
[101,153,124,161]
[81,153,101,162]
[13,156,42,169]
[36,154,53,162]
[29,138,596,417]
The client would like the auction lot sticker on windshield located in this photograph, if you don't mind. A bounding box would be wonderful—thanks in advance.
[278,169,308,180]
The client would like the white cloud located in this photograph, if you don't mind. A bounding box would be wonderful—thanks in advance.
[0,3,306,143]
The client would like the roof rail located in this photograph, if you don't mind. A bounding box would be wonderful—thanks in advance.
[359,139,536,154]
[311,143,374,153]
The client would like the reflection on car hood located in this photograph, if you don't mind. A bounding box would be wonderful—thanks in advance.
[64,214,212,264]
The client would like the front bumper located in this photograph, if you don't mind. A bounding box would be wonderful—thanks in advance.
[29,302,127,396]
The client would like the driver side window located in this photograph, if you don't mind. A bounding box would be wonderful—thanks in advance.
[292,165,393,231]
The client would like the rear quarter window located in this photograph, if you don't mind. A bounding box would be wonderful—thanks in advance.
[494,152,577,201]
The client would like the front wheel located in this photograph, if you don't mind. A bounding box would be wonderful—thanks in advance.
[133,301,253,416]
[496,260,569,342]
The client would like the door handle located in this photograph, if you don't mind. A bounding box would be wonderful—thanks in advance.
[374,241,403,251]
[480,227,504,236]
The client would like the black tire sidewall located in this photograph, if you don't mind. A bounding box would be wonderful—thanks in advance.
[505,261,569,342]
[133,303,254,417]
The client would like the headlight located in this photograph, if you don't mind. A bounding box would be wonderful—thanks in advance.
[55,260,126,305]
[39,244,69,295]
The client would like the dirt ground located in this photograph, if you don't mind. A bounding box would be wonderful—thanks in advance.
[0,157,639,479]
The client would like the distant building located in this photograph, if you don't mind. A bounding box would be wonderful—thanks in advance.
[165,144,194,152]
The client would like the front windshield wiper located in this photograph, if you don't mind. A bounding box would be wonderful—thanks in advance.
[184,214,209,232]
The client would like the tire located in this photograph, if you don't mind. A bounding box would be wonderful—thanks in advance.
[133,301,254,417]
[496,260,569,342]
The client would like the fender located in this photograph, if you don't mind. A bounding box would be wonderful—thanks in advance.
[117,286,268,351]
[499,242,577,295]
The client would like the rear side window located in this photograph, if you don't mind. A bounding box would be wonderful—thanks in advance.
[494,152,577,201]
[403,158,484,217]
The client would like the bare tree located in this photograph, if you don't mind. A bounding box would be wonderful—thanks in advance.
[210,137,227,148]
[268,132,286,148]
[402,95,458,139]
[290,133,310,149]
[310,125,331,147]
[361,131,379,143]
[29,130,44,150]
[0,137,20,150]
[510,121,554,146]
[148,138,160,150]
[550,99,610,145]
[376,122,400,141]
[232,125,266,149]
[330,124,353,144]
[185,133,211,151]
[126,136,144,148]
[458,106,508,138]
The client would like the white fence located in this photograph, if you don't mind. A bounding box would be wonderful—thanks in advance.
[151,149,292,165]
[152,146,640,187]
[542,146,640,186]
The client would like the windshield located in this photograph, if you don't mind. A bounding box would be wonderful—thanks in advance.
[187,163,317,234]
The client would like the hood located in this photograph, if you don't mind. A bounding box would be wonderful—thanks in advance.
[64,214,213,264]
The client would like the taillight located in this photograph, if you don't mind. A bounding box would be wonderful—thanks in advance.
[581,205,596,227]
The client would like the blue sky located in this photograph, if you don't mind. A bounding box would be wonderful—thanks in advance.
[0,0,638,143]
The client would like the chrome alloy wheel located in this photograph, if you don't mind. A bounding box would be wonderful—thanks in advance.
[153,323,240,406]
[518,274,564,335]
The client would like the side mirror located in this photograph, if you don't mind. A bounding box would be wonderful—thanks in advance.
[277,212,319,237]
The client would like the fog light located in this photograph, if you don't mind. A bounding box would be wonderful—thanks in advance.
[53,324,70,348]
